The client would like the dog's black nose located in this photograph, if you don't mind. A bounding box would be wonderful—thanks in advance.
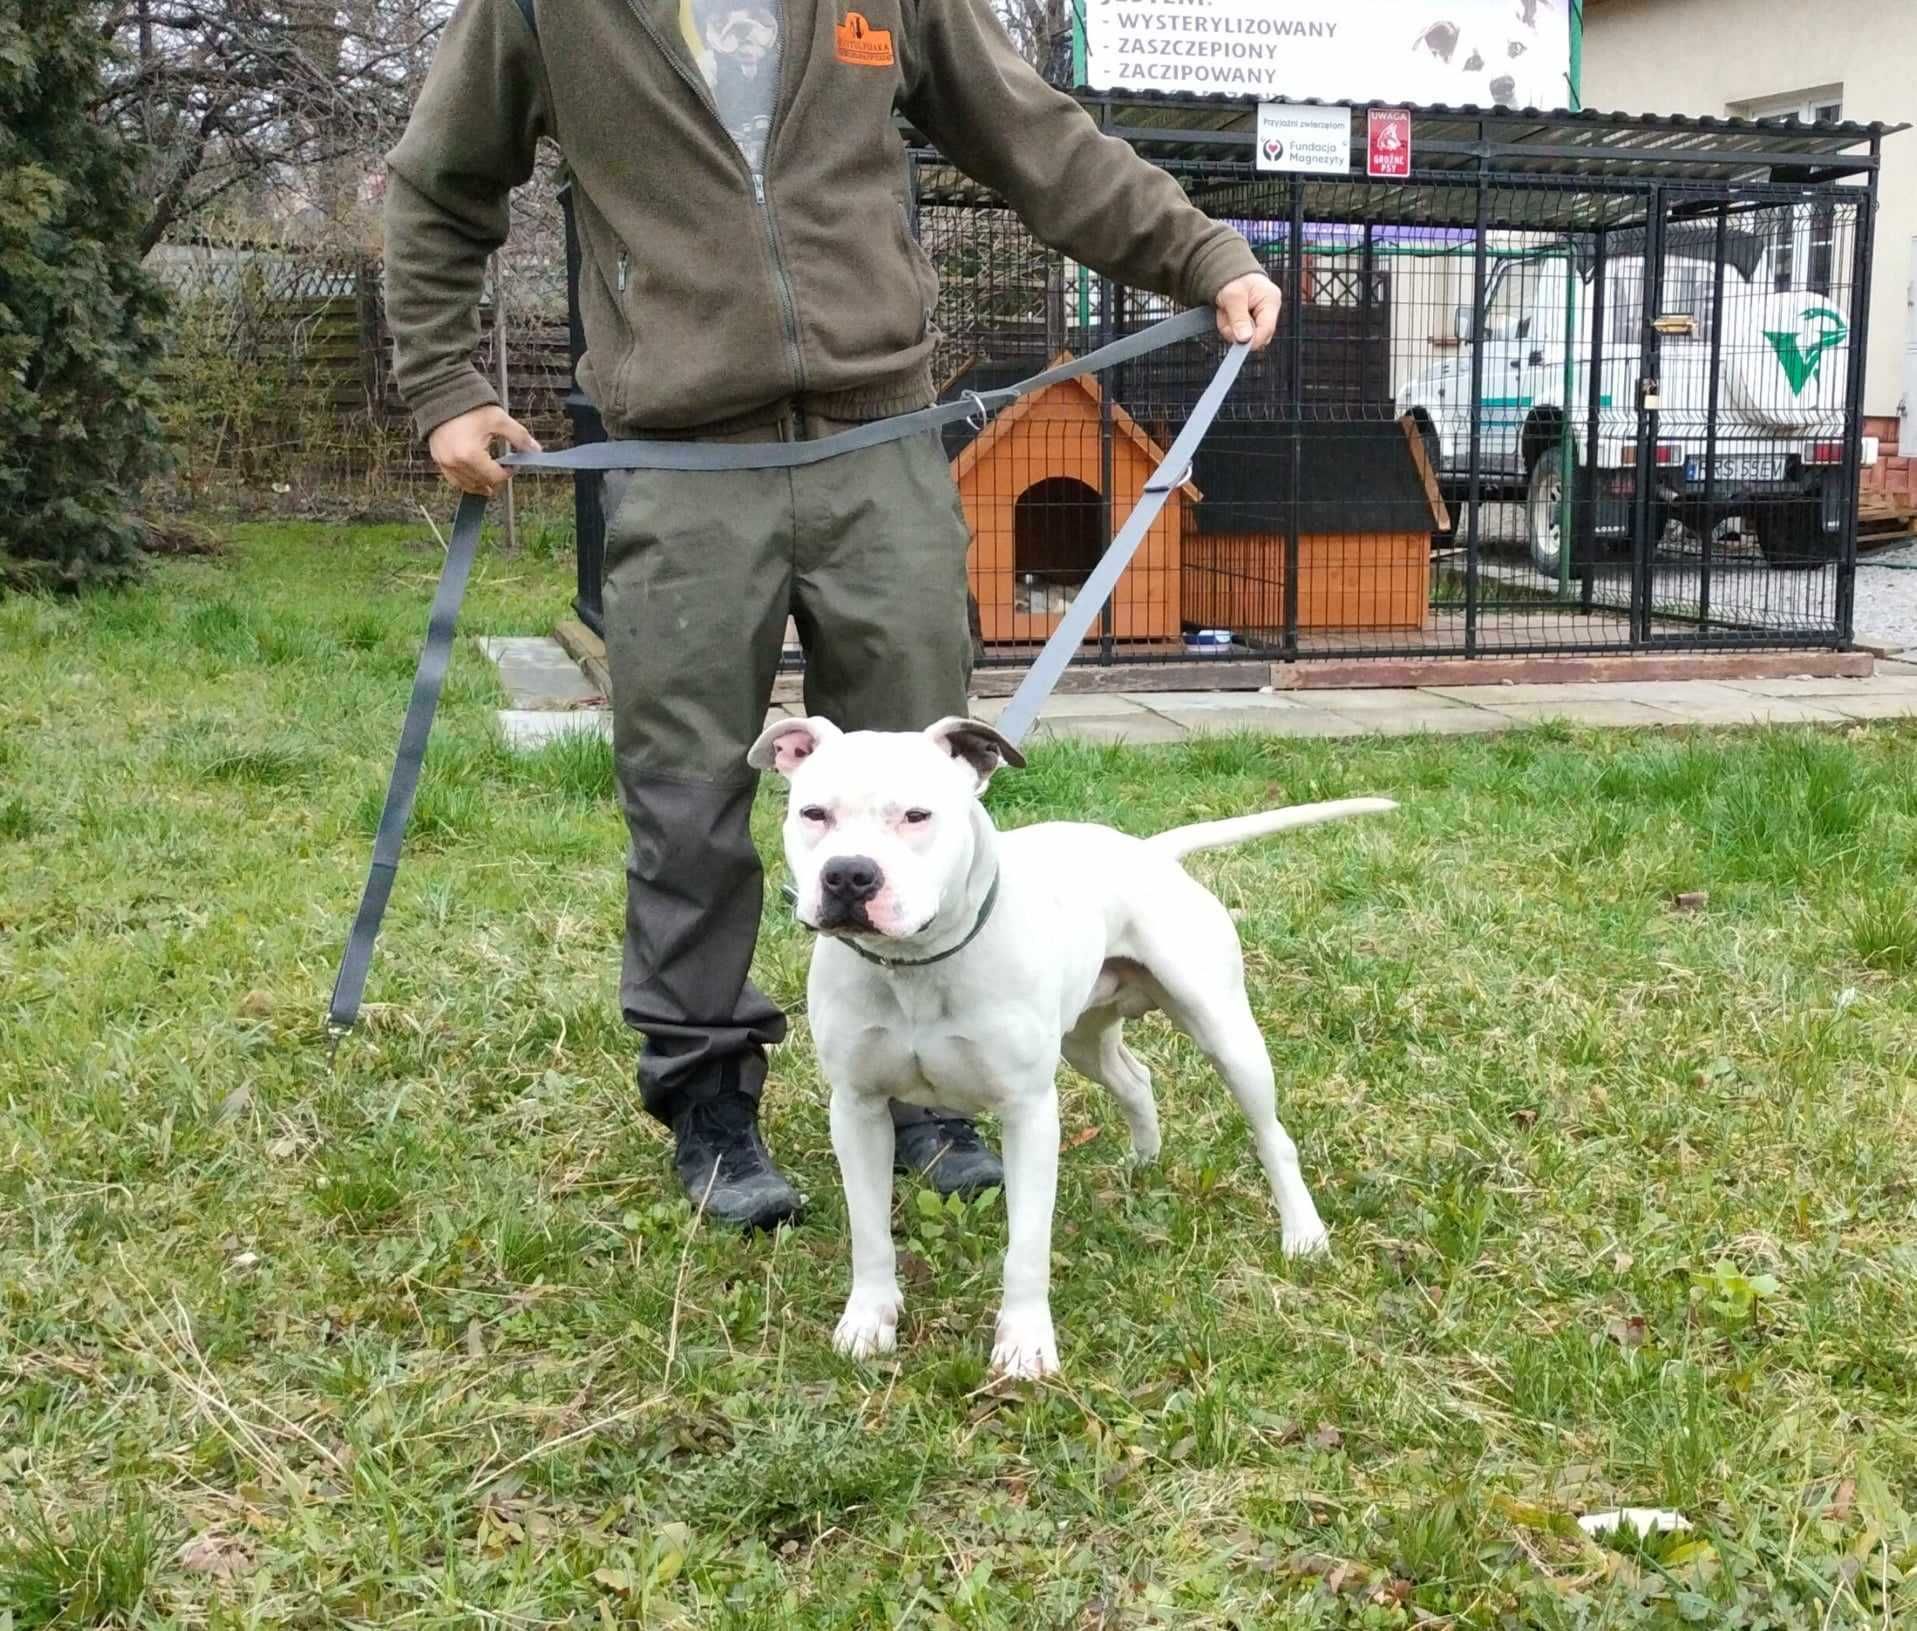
[819,855,882,901]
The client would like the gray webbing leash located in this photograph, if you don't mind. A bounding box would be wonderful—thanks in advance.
[327,306,1247,1047]
[992,335,1247,743]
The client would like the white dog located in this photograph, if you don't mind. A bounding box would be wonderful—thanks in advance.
[748,714,1396,1379]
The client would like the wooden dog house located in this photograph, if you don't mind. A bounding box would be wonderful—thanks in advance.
[946,361,1195,646]
[946,364,1447,644]
[1182,417,1448,634]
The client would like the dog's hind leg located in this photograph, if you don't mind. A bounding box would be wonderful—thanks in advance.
[1062,1014,1161,1163]
[1154,970,1330,1259]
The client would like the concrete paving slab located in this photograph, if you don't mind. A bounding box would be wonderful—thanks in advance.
[1032,715,1191,746]
[1721,674,1917,698]
[1151,704,1368,738]
[1481,699,1679,729]
[1128,690,1323,712]
[973,692,1151,721]
[1820,694,1917,722]
[1641,695,1850,726]
[1319,705,1514,735]
[1426,679,1771,708]
[482,628,1909,753]
[1298,687,1488,714]
[479,636,603,710]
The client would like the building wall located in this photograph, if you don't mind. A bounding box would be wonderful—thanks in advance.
[1582,0,1914,431]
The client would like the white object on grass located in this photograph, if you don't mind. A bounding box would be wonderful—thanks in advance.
[1578,1508,1693,1538]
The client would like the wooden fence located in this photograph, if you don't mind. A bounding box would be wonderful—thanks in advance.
[153,252,578,487]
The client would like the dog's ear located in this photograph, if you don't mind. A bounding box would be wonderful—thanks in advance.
[924,716,1025,790]
[747,715,841,778]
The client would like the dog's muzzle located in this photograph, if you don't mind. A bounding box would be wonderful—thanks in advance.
[816,854,883,931]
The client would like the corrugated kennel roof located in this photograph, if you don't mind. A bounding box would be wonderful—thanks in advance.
[907,94,1902,231]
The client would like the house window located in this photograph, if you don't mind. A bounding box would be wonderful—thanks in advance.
[1731,89,1843,126]
[1763,201,1839,296]
[1730,89,1844,295]
[1807,202,1837,293]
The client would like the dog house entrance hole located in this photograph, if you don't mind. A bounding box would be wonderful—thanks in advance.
[1013,477,1103,615]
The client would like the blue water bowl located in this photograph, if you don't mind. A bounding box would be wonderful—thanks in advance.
[1184,629,1234,656]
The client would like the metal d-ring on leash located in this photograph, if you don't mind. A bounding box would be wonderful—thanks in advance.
[326,307,1249,1050]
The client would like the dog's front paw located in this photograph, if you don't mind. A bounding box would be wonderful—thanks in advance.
[833,1291,902,1361]
[990,1305,1060,1380]
[1282,1223,1331,1260]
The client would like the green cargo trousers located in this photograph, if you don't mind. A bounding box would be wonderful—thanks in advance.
[601,419,973,1124]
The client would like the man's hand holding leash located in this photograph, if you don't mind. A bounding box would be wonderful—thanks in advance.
[1212,270,1283,350]
[429,404,541,495]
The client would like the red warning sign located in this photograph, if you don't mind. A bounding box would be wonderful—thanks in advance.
[1367,108,1411,179]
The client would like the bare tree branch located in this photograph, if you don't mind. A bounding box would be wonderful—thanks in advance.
[99,0,455,251]
[994,0,1074,83]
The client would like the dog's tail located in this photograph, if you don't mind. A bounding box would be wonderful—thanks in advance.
[1148,798,1398,862]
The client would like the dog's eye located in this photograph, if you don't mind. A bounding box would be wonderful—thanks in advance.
[903,809,932,825]
[799,805,829,823]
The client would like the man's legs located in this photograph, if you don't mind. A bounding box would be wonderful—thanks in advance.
[791,425,1004,1198]
[601,464,800,1228]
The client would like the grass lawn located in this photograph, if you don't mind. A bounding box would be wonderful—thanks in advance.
[5,518,1917,1629]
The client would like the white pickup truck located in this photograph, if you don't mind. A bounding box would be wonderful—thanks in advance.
[1398,222,1875,574]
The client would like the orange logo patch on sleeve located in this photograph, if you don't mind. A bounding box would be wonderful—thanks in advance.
[835,11,894,66]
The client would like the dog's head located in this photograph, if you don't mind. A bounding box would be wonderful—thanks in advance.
[747,715,1024,942]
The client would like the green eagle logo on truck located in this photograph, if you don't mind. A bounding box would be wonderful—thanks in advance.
[1765,306,1848,396]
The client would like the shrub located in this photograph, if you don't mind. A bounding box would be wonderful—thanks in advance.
[0,1,168,591]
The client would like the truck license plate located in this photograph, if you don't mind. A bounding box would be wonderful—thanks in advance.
[1684,453,1787,484]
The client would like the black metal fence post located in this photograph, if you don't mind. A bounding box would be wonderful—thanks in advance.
[1580,225,1608,614]
[1698,201,1730,632]
[1359,223,1376,405]
[1835,151,1880,646]
[1096,106,1119,665]
[1463,158,1489,659]
[1097,272,1119,663]
[1630,189,1667,647]
[1283,175,1304,661]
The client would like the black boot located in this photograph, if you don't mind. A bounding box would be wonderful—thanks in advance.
[670,1091,803,1231]
[893,1111,1003,1200]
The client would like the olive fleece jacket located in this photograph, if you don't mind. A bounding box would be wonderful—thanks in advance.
[384,0,1261,437]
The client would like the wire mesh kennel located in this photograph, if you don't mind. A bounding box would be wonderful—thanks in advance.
[564,96,1891,677]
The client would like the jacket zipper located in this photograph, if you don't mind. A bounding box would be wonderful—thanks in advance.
[754,173,806,401]
[617,0,806,399]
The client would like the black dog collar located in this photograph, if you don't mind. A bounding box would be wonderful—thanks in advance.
[783,873,1002,970]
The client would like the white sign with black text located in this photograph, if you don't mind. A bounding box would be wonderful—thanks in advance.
[1083,0,1573,110]
[1254,102,1351,175]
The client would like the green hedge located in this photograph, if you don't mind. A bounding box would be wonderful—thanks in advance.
[1,1,167,590]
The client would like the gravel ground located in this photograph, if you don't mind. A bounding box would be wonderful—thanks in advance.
[1461,499,1917,654]
[1855,538,1917,653]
